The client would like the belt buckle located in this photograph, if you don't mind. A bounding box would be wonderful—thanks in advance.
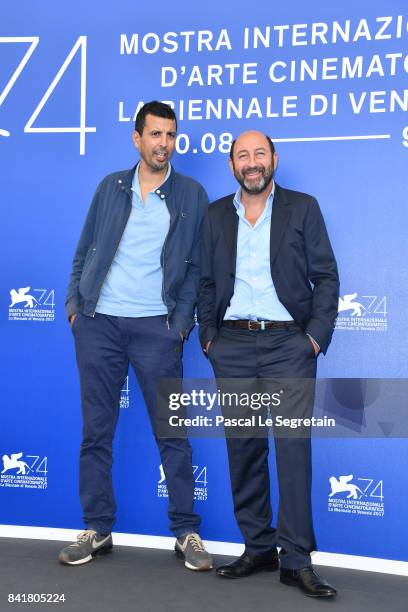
[248,320,266,330]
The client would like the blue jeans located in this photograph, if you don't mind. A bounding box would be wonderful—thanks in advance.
[72,312,200,537]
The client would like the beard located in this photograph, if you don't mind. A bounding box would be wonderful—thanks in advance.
[234,163,274,194]
[144,147,169,172]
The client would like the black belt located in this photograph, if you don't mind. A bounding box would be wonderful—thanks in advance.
[222,320,297,331]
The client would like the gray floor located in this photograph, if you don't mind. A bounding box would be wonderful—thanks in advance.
[0,538,407,612]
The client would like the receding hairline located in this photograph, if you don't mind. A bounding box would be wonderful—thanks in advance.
[230,131,275,159]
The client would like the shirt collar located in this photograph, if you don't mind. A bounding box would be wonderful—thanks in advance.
[233,180,275,219]
[131,161,172,199]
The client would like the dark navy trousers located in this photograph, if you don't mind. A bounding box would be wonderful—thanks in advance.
[72,312,200,537]
[208,324,317,570]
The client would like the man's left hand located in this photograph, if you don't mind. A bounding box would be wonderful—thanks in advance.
[308,336,319,356]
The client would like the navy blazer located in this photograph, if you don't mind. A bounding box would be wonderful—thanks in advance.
[198,183,339,354]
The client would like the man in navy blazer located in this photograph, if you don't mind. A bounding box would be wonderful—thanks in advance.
[198,131,339,597]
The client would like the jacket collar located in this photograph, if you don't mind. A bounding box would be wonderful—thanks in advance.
[118,164,176,204]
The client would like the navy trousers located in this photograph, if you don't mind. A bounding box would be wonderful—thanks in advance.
[208,324,317,570]
[72,312,200,537]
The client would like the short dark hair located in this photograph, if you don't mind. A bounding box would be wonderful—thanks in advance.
[229,133,275,160]
[134,101,177,134]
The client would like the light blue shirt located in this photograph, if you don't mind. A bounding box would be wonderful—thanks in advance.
[95,163,171,317]
[224,182,293,322]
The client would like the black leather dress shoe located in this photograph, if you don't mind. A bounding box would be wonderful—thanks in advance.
[280,566,337,597]
[216,550,279,578]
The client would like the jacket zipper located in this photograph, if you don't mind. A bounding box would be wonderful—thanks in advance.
[91,239,123,317]
[91,191,132,317]
[161,226,170,329]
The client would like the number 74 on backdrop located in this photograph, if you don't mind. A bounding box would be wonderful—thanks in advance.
[0,36,95,154]
[4,36,408,152]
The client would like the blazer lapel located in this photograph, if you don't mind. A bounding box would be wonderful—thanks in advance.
[270,184,291,266]
[222,198,239,274]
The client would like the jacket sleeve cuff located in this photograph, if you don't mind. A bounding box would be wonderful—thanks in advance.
[199,326,219,351]
[305,319,331,355]
[65,297,79,320]
[306,333,320,352]
[170,311,195,339]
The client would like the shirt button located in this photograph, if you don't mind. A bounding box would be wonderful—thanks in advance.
[161,195,165,199]
[157,189,160,194]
